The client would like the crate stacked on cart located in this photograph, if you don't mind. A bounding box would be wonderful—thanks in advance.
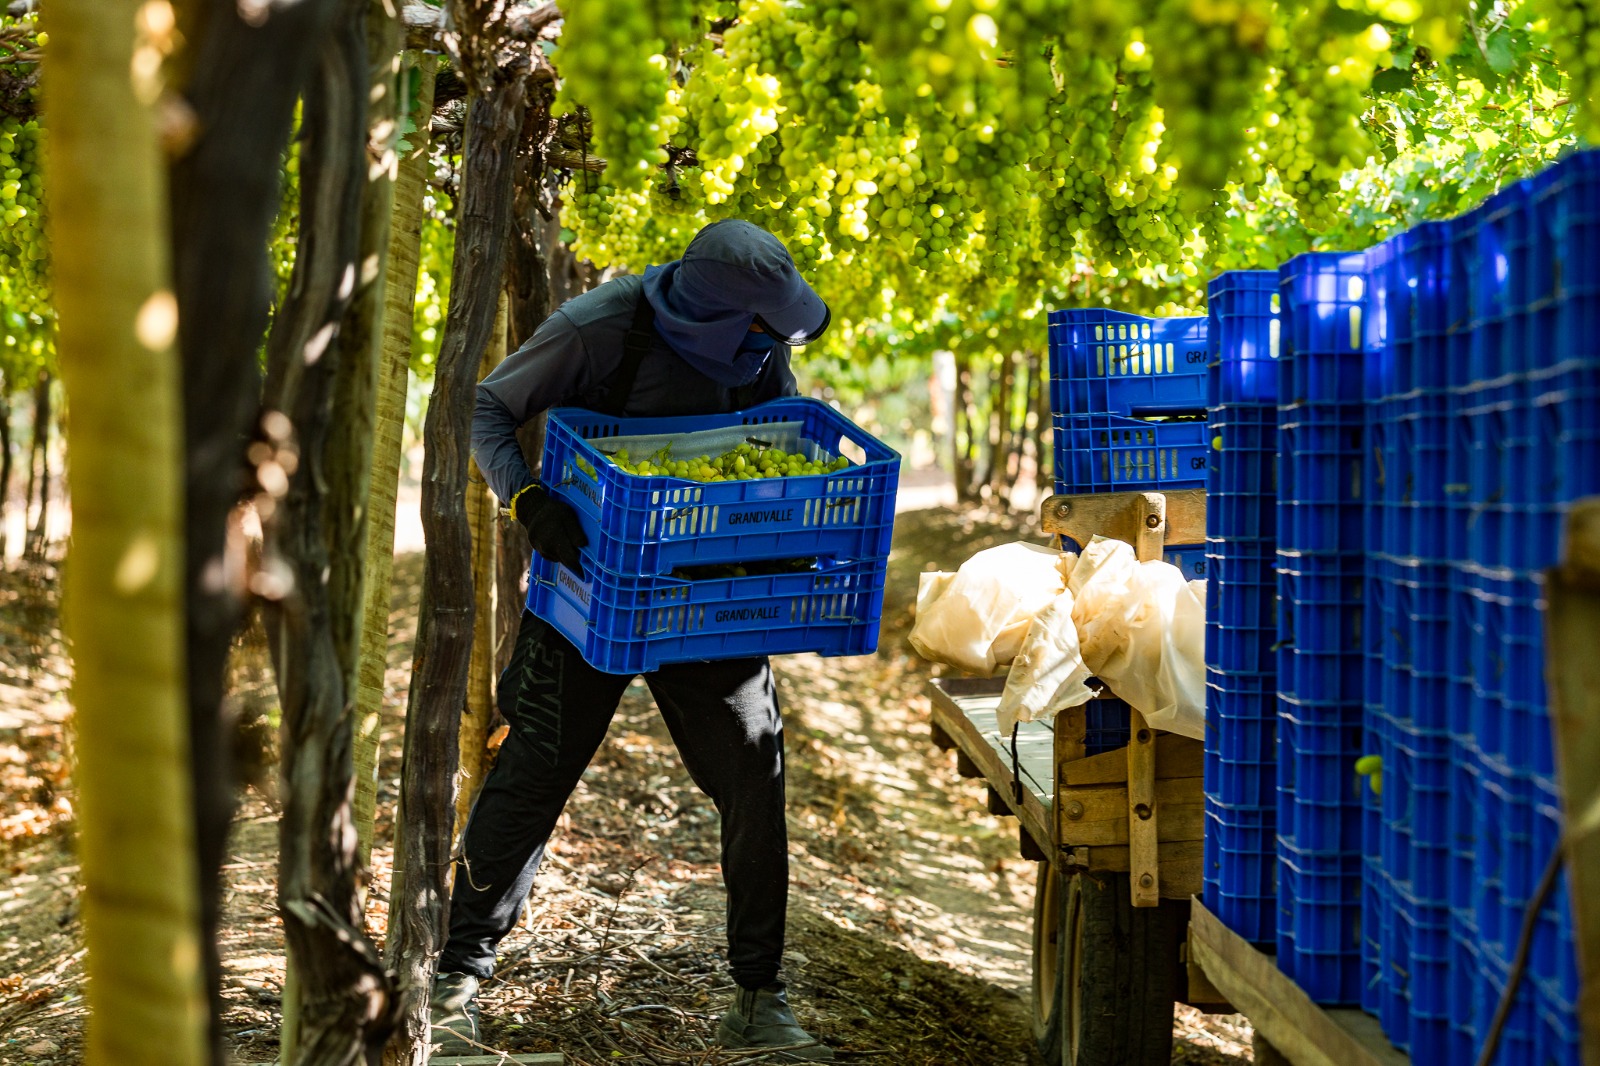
[529,398,900,674]
[1275,250,1371,1006]
[1360,219,1462,1053]
[1349,151,1598,1066]
[1048,308,1210,578]
[1201,270,1282,948]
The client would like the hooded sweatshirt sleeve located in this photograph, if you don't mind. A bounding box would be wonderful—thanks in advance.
[472,309,594,503]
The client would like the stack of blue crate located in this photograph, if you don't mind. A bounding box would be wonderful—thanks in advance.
[1454,156,1591,1065]
[531,399,899,673]
[1047,308,1211,577]
[1361,220,1460,1053]
[1201,271,1282,947]
[1276,250,1371,1006]
[1350,151,1594,1064]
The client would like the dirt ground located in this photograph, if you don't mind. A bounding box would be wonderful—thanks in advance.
[0,500,1254,1065]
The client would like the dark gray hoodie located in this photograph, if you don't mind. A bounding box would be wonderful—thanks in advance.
[471,220,830,504]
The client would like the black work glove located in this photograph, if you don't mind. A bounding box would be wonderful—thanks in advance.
[515,487,588,578]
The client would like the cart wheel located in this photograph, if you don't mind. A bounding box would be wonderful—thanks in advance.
[1046,868,1183,1065]
[1030,861,1065,1064]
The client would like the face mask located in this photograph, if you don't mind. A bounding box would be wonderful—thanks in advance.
[738,330,778,357]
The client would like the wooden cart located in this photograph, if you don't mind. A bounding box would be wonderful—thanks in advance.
[927,488,1217,1065]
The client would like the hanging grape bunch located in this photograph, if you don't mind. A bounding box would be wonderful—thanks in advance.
[0,12,49,319]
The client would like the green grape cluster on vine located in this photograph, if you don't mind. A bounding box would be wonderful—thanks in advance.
[0,13,51,386]
[549,0,1527,357]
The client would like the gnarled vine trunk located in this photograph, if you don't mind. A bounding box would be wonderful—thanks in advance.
[166,0,342,1056]
[260,0,401,1060]
[386,69,527,1065]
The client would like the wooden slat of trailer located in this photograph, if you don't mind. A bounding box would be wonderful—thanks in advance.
[927,676,1054,856]
[1189,899,1408,1066]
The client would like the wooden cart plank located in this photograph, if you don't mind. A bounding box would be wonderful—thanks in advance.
[1041,489,1207,549]
[1060,733,1204,786]
[1063,840,1203,898]
[1058,777,1205,846]
[1189,899,1408,1066]
[1127,708,1160,906]
[928,677,1054,856]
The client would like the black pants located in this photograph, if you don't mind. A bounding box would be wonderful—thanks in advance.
[439,611,790,990]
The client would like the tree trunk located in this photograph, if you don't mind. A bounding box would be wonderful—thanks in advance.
[496,114,557,675]
[952,353,975,503]
[261,0,400,1060]
[386,71,526,1066]
[25,370,50,559]
[989,352,1012,507]
[40,0,208,1061]
[457,292,508,837]
[354,51,437,873]
[1034,349,1052,494]
[1009,352,1031,485]
[0,384,12,561]
[167,0,342,1056]
[22,375,38,546]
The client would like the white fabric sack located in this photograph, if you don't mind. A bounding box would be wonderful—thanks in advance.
[909,542,1068,675]
[1069,536,1207,740]
[995,588,1098,735]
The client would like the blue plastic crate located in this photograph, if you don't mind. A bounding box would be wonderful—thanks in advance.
[1363,237,1399,401]
[1536,378,1600,510]
[1208,405,1279,534]
[1447,746,1481,913]
[1474,762,1538,961]
[1474,948,1541,1065]
[1529,152,1600,379]
[1278,840,1365,1005]
[1280,251,1373,406]
[529,551,886,674]
[1379,871,1412,1050]
[1539,980,1582,1066]
[1204,800,1277,945]
[1206,682,1277,810]
[1208,545,1279,675]
[1280,418,1366,552]
[1361,858,1385,1015]
[1048,308,1209,419]
[1279,712,1366,851]
[1084,696,1131,756]
[1468,183,1532,387]
[1529,799,1578,1001]
[1365,409,1395,553]
[1400,221,1453,395]
[1450,920,1482,1059]
[1446,204,1486,372]
[1164,543,1207,581]
[1280,552,1365,652]
[1208,270,1282,405]
[540,398,900,575]
[1053,412,1210,494]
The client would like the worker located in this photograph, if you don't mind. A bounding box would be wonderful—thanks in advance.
[429,219,835,1062]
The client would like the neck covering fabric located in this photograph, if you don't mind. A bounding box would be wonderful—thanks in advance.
[641,261,777,388]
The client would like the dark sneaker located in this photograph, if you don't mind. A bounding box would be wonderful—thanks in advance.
[429,970,481,1054]
[717,982,835,1062]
